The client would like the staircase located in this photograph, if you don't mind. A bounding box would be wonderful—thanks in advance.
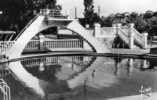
[116,25,147,49]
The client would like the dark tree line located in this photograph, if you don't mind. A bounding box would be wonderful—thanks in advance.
[83,5,157,37]
[0,0,57,32]
[100,11,157,36]
[1,0,157,37]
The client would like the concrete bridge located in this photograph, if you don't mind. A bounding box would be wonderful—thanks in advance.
[5,14,109,59]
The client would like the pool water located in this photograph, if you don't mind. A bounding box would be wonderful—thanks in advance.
[0,56,157,100]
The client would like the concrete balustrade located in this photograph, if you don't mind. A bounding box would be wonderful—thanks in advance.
[0,41,14,52]
[143,32,148,49]
[43,39,83,49]
[116,23,122,35]
[39,34,45,51]
[112,23,149,49]
[112,24,117,34]
[129,23,135,49]
[114,23,135,49]
[94,23,101,38]
[0,39,84,53]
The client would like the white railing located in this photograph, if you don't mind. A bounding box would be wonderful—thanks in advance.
[39,9,63,17]
[0,79,11,100]
[25,40,40,50]
[0,39,83,53]
[0,41,15,52]
[44,39,83,49]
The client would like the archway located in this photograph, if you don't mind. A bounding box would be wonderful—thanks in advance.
[6,15,109,59]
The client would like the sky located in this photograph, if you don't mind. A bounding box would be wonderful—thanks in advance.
[57,0,157,18]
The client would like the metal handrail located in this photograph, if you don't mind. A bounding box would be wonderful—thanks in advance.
[15,15,39,41]
[0,79,11,100]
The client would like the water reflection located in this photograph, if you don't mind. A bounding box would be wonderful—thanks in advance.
[0,56,157,100]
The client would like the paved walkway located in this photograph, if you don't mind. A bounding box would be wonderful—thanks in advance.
[110,48,150,55]
[108,92,157,100]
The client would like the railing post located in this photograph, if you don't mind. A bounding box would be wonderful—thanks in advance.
[128,58,134,76]
[112,24,117,35]
[94,23,101,38]
[116,23,121,35]
[143,32,148,49]
[129,23,135,49]
[39,34,45,51]
[142,59,149,69]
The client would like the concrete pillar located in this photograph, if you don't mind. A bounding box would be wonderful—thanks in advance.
[142,59,149,69]
[128,58,134,75]
[46,8,50,15]
[39,34,45,51]
[94,23,101,38]
[85,24,89,29]
[143,32,148,49]
[129,23,135,49]
[112,24,117,35]
[66,10,70,19]
[116,23,122,35]
[39,62,45,72]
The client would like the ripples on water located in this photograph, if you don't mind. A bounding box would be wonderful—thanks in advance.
[0,56,157,100]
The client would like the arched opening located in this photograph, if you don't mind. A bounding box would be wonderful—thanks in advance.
[22,25,96,54]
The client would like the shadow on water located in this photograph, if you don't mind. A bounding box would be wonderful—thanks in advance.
[0,56,157,100]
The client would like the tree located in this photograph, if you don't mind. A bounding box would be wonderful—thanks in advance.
[144,10,153,19]
[84,0,94,26]
[135,15,148,32]
[0,0,58,32]
[83,0,100,27]
[84,0,94,16]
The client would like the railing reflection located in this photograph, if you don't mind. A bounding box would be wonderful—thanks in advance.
[21,56,93,72]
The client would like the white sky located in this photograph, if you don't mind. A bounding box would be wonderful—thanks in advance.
[57,0,157,18]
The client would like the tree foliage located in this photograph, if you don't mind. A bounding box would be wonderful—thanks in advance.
[100,11,157,36]
[83,0,100,28]
[0,0,57,31]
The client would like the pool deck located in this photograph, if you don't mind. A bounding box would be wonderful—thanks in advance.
[23,48,150,55]
[110,48,150,55]
[0,47,153,63]
[108,92,157,100]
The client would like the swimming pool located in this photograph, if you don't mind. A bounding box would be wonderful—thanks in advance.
[0,56,157,100]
